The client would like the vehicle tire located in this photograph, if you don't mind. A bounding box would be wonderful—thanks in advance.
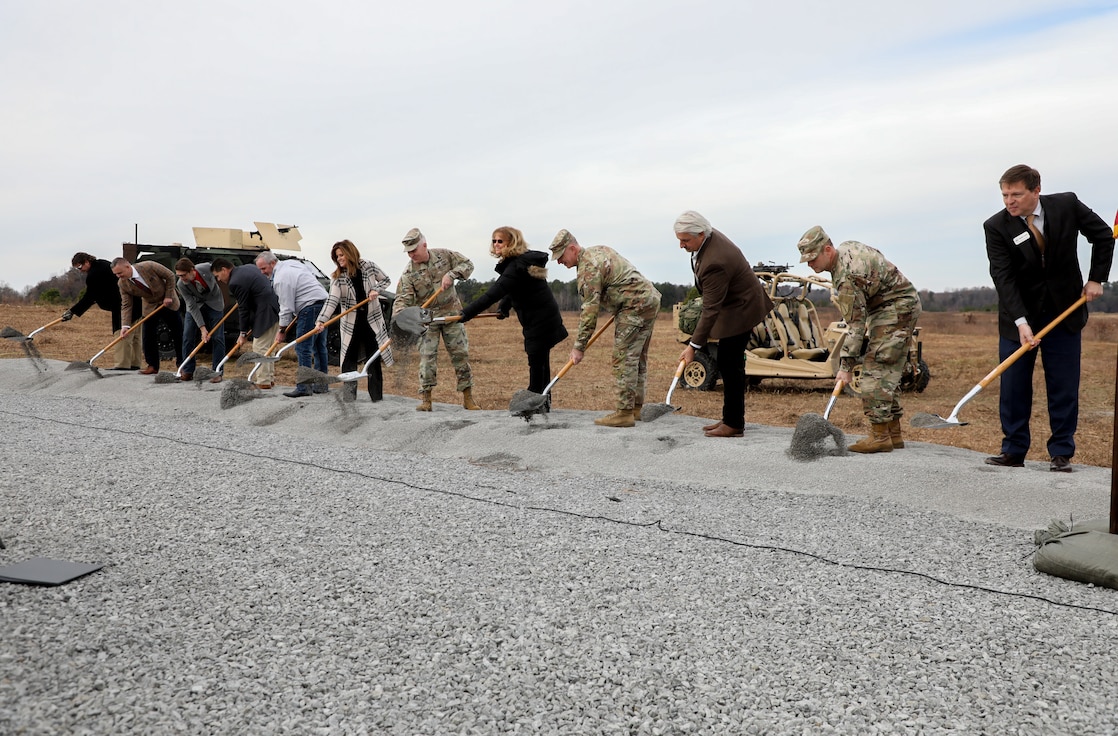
[901,358,931,393]
[327,324,342,366]
[156,320,176,361]
[682,351,719,391]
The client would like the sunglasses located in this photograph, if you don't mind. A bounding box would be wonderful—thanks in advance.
[492,239,505,244]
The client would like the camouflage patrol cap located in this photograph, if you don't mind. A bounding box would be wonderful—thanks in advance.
[402,228,424,252]
[797,226,832,263]
[549,229,574,260]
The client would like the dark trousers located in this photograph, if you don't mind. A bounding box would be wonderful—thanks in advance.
[998,324,1081,458]
[141,308,183,369]
[342,318,383,402]
[181,304,226,373]
[716,331,749,429]
[527,349,551,394]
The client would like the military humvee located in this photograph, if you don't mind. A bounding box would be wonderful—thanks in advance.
[675,264,929,393]
[126,223,343,363]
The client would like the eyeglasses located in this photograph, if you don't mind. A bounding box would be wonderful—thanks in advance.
[492,239,504,244]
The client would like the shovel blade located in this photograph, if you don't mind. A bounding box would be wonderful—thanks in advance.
[640,403,678,422]
[909,412,968,429]
[509,388,547,417]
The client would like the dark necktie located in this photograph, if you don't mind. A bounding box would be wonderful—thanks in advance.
[132,278,152,295]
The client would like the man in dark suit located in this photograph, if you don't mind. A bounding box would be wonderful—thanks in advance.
[211,258,280,389]
[984,164,1114,472]
[64,252,141,370]
[675,210,774,437]
[111,257,184,374]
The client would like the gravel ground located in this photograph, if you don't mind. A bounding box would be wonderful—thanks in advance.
[2,360,1118,734]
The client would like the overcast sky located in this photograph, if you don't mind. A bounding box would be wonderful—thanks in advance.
[3,0,1116,294]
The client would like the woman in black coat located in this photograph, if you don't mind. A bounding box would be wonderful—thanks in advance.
[460,226,568,395]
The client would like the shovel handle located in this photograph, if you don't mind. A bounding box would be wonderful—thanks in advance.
[275,297,373,360]
[180,304,239,366]
[91,304,165,363]
[663,358,688,405]
[544,315,616,393]
[434,313,502,325]
[28,317,66,339]
[420,287,445,310]
[978,295,1088,388]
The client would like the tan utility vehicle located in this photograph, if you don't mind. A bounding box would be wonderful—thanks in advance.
[675,265,929,393]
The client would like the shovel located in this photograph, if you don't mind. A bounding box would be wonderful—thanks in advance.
[67,305,166,377]
[391,287,446,337]
[641,358,687,422]
[2,317,66,343]
[911,295,1088,429]
[243,298,373,381]
[509,315,615,419]
[153,304,240,383]
[202,329,252,384]
[335,338,393,382]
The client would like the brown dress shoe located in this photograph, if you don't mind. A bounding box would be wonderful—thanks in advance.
[985,452,1024,467]
[702,421,723,432]
[705,424,743,438]
[257,383,274,390]
[139,366,158,375]
[179,373,193,382]
[209,375,223,384]
[1050,456,1072,473]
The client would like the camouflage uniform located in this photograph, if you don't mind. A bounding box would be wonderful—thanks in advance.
[830,241,922,424]
[394,248,475,392]
[574,246,661,411]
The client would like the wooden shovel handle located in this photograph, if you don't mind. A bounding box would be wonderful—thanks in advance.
[438,313,502,325]
[552,315,616,383]
[95,304,165,356]
[421,287,445,310]
[181,304,239,364]
[979,295,1088,388]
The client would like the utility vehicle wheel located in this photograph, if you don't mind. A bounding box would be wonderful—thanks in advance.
[156,321,176,361]
[901,358,931,393]
[682,351,719,391]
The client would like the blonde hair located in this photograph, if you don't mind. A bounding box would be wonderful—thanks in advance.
[490,226,527,259]
[330,240,361,279]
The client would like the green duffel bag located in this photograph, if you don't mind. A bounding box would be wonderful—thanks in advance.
[677,296,703,335]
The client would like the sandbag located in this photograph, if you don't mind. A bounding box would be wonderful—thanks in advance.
[677,296,703,335]
[1033,519,1118,590]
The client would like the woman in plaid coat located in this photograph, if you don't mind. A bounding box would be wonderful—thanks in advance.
[315,240,394,402]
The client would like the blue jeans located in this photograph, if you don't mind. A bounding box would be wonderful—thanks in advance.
[295,301,328,386]
[182,305,226,373]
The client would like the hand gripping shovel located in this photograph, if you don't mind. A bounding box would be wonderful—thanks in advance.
[244,298,372,381]
[2,316,66,343]
[153,304,239,383]
[67,304,166,377]
[509,315,616,419]
[641,358,687,422]
[202,329,251,384]
[911,295,1088,429]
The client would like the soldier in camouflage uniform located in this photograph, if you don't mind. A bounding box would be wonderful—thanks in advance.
[392,228,480,411]
[551,229,661,428]
[797,226,922,453]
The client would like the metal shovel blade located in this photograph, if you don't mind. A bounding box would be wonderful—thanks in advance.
[909,412,969,429]
[509,388,548,418]
[2,326,27,341]
[392,307,432,337]
[640,403,677,422]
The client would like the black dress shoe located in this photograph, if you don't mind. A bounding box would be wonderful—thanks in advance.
[283,388,312,398]
[1050,456,1072,473]
[985,452,1025,467]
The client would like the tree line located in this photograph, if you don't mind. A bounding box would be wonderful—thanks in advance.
[12,269,1118,315]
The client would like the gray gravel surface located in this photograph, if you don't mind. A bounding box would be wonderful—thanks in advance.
[2,360,1117,734]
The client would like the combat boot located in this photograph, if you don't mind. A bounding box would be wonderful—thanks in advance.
[887,418,905,449]
[462,388,480,410]
[594,410,636,428]
[633,403,643,421]
[416,390,432,412]
[849,422,893,454]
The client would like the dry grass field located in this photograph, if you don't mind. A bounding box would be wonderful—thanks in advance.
[4,303,1117,467]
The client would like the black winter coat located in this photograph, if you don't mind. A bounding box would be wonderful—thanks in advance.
[460,251,568,354]
[69,258,138,332]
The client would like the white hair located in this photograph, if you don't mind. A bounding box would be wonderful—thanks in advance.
[673,210,712,237]
[255,250,278,266]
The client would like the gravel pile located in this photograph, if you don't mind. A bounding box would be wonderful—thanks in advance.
[2,363,1118,734]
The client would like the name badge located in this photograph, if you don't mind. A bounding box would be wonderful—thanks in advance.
[1012,231,1030,245]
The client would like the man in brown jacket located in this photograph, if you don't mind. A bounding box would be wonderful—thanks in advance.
[674,211,773,437]
[111,257,184,374]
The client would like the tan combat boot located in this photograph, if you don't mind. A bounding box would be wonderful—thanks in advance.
[462,388,480,410]
[416,390,432,412]
[594,410,636,428]
[887,418,905,449]
[633,403,643,421]
[849,422,893,453]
